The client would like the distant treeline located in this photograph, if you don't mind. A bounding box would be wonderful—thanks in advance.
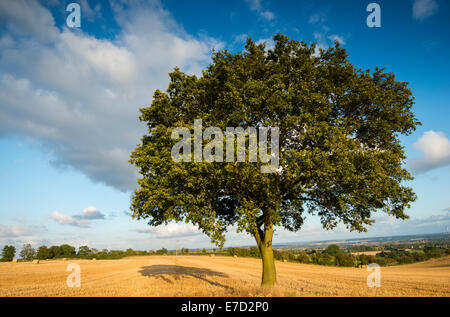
[0,244,150,261]
[224,244,450,267]
[2,243,449,267]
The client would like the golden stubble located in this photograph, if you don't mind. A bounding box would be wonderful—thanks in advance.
[0,255,449,297]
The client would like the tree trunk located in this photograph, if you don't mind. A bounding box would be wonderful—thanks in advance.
[255,223,277,287]
[260,242,277,287]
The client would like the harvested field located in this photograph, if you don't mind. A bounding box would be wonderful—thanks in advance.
[0,255,448,297]
[351,251,380,256]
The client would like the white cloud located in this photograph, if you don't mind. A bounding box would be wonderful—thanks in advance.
[0,0,59,42]
[413,0,439,20]
[309,12,326,24]
[0,0,220,192]
[328,34,346,45]
[50,206,106,227]
[0,223,45,238]
[135,223,202,239]
[312,32,329,56]
[232,33,248,43]
[79,0,102,21]
[409,130,450,173]
[370,212,450,234]
[77,206,105,220]
[50,210,90,227]
[0,221,48,248]
[256,37,275,50]
[244,0,275,21]
[270,211,450,244]
[260,10,275,21]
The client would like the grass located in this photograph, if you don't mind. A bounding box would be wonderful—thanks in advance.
[0,255,449,297]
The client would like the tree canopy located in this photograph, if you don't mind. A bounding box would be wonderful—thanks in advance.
[1,245,16,262]
[19,244,36,261]
[130,34,419,286]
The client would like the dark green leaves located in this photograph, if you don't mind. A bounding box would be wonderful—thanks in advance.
[130,34,420,246]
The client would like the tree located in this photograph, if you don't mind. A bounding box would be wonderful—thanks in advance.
[77,245,91,258]
[334,253,355,267]
[325,244,341,256]
[317,253,334,266]
[129,34,419,286]
[20,244,36,261]
[1,245,16,261]
[36,246,51,260]
[297,252,310,264]
[59,244,76,258]
[49,245,62,258]
[156,248,168,255]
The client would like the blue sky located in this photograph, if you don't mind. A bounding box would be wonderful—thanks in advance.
[0,0,449,251]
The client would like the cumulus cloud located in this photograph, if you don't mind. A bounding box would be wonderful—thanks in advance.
[0,0,59,42]
[50,211,90,227]
[50,206,105,227]
[0,222,48,247]
[245,0,275,21]
[0,223,46,238]
[73,206,105,220]
[413,0,439,20]
[409,131,450,173]
[135,223,202,239]
[371,212,450,235]
[0,0,220,192]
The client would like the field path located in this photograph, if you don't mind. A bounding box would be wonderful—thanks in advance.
[0,255,449,296]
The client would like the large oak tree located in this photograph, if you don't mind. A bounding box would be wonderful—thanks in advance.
[130,34,420,286]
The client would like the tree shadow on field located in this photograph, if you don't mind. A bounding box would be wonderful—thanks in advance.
[138,265,232,290]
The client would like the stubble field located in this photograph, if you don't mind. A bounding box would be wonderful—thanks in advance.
[0,255,449,297]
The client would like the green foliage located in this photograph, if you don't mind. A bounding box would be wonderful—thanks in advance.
[59,244,76,257]
[130,32,419,252]
[317,253,334,266]
[334,253,355,267]
[296,252,311,264]
[249,246,261,258]
[49,246,62,258]
[77,245,91,257]
[325,244,341,256]
[1,245,16,261]
[127,33,419,286]
[371,246,448,266]
[156,248,168,255]
[347,245,378,252]
[19,244,36,261]
[357,254,370,265]
[36,246,51,260]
